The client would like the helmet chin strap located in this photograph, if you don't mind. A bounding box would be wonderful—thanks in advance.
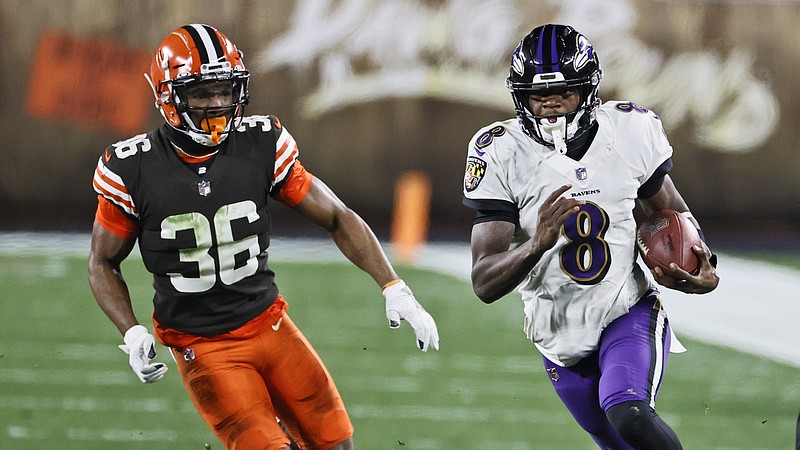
[538,116,568,154]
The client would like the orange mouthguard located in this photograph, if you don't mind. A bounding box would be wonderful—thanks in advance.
[202,116,228,144]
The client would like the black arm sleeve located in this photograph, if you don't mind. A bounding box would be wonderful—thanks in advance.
[463,197,519,226]
[638,158,673,199]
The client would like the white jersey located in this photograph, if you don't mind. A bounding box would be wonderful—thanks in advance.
[463,101,672,367]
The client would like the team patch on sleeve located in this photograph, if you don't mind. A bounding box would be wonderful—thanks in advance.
[464,156,487,193]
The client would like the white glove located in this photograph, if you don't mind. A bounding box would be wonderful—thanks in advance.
[383,280,440,352]
[118,325,168,383]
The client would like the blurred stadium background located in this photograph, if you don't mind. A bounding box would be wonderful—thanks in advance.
[2,0,800,449]
[3,0,800,247]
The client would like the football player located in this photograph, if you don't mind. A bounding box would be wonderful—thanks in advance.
[88,24,439,450]
[462,24,718,449]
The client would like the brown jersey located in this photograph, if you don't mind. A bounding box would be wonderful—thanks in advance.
[93,115,307,337]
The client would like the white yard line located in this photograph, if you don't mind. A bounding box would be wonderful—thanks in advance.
[3,232,799,367]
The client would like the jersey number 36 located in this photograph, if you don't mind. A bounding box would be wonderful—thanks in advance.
[161,200,261,293]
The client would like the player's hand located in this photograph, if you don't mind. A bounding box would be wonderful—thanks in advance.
[118,325,168,383]
[652,245,719,294]
[533,184,584,254]
[383,280,440,352]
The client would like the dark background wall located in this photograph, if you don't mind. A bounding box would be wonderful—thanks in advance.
[2,0,798,247]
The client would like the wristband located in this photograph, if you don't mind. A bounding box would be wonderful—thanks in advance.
[382,279,402,292]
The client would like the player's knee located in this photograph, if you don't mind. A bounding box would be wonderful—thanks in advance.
[606,400,681,449]
[607,400,650,440]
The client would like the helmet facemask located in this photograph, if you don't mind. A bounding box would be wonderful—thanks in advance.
[512,80,600,154]
[169,74,250,146]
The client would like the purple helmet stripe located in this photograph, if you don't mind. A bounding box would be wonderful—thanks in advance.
[535,25,547,74]
[550,25,561,72]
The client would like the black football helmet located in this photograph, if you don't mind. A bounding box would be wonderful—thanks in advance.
[507,24,602,152]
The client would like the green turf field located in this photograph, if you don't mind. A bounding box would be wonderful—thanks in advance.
[1,252,798,449]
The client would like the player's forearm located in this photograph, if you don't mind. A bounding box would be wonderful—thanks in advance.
[87,259,140,336]
[471,240,542,303]
[329,208,398,287]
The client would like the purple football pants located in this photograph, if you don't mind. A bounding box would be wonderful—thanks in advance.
[542,291,673,449]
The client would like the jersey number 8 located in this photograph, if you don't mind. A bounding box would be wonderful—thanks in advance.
[559,202,611,285]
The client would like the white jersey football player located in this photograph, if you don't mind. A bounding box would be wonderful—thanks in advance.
[463,24,719,449]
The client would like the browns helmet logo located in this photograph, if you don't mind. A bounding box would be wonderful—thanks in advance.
[464,156,487,192]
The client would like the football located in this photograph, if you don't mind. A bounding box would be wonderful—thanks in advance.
[636,209,702,277]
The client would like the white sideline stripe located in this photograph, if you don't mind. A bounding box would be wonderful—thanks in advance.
[0,394,198,415]
[347,403,571,425]
[1,344,537,371]
[67,427,178,442]
[6,425,180,443]
[0,342,121,361]
[399,353,534,375]
[0,367,132,385]
[0,367,547,399]
[0,393,564,427]
[2,232,799,367]
[6,425,44,440]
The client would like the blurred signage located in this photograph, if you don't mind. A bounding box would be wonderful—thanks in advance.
[257,0,778,153]
[26,31,151,135]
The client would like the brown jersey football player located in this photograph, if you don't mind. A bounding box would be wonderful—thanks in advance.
[88,24,439,450]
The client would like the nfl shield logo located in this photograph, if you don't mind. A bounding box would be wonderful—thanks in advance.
[575,167,587,180]
[197,180,212,196]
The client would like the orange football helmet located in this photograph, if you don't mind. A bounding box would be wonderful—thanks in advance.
[146,24,249,146]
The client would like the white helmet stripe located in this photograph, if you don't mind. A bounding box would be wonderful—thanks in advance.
[186,23,221,64]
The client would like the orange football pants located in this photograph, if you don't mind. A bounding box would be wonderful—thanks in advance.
[169,311,353,450]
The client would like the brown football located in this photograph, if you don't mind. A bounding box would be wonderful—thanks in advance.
[636,210,702,276]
